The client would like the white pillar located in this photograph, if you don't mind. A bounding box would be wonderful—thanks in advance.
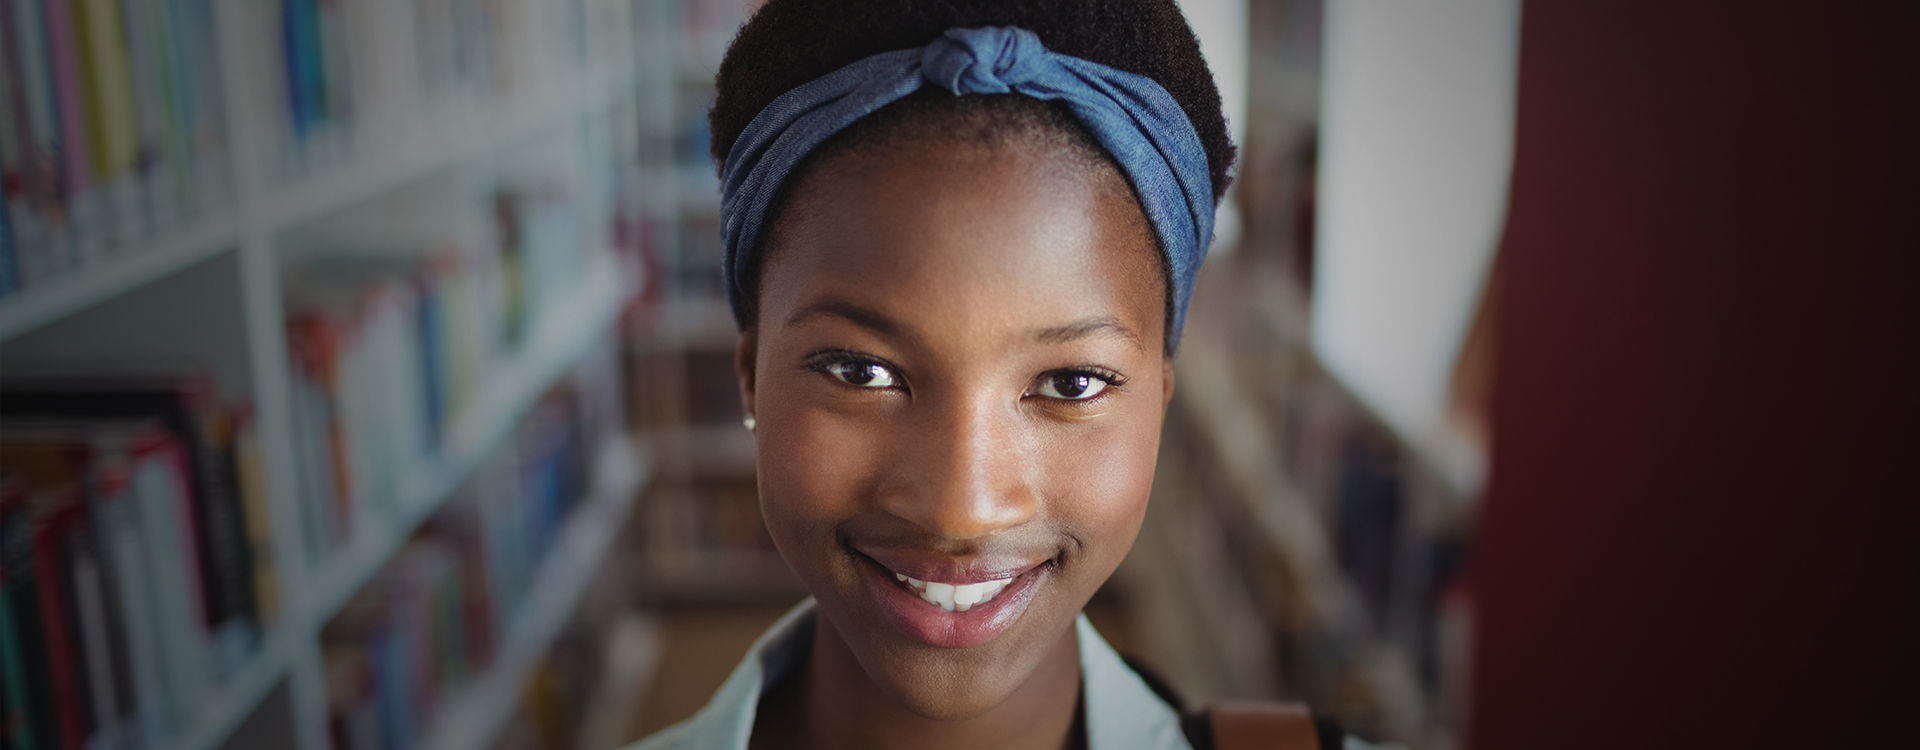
[1312,0,1521,490]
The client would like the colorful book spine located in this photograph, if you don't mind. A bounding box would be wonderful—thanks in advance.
[68,529,123,748]
[71,0,142,247]
[70,0,136,181]
[0,0,235,295]
[31,502,86,750]
[115,0,173,237]
[231,415,279,624]
[0,556,36,750]
[92,433,174,744]
[169,0,227,213]
[0,173,17,298]
[0,72,18,293]
[0,474,42,750]
[39,0,98,266]
[5,0,60,286]
[129,431,211,725]
[0,16,33,290]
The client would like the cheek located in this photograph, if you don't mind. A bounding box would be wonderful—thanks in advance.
[751,378,890,560]
[1046,410,1161,562]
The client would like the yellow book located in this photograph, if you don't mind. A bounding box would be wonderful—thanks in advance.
[71,0,140,180]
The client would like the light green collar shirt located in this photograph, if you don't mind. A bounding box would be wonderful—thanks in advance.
[624,598,1193,750]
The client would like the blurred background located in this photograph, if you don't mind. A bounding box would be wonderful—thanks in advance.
[0,1,1908,750]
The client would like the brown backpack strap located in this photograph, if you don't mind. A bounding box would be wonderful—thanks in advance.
[1207,701,1322,750]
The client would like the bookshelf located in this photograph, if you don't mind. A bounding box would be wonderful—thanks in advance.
[416,435,648,750]
[0,1,698,749]
[300,271,626,628]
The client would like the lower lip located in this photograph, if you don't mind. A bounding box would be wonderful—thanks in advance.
[865,558,1048,649]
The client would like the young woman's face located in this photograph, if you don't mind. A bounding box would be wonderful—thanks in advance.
[738,135,1171,719]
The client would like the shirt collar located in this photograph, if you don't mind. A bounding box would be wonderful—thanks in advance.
[638,598,1192,750]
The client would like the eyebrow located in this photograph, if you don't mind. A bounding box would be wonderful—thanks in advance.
[785,298,904,339]
[1032,316,1143,350]
[784,297,1142,351]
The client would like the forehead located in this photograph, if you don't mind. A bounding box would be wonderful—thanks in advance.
[758,140,1165,353]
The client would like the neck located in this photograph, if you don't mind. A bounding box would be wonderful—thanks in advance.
[749,614,1086,750]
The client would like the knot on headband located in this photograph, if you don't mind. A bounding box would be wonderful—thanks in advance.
[721,26,1216,350]
[922,26,1047,92]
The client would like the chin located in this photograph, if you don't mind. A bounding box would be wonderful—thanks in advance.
[855,615,1078,721]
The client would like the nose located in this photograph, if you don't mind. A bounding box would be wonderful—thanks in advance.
[877,390,1039,540]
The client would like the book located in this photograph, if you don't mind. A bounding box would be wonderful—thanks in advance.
[0,377,261,677]
[125,427,212,727]
[1,480,56,750]
[230,413,279,624]
[71,0,142,247]
[115,0,175,238]
[0,160,17,298]
[41,0,103,266]
[66,509,123,748]
[3,0,61,287]
[0,471,43,750]
[0,440,92,750]
[88,426,174,745]
[169,0,228,213]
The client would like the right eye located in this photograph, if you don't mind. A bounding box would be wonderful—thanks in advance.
[824,360,898,389]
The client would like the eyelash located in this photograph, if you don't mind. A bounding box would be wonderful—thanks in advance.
[803,350,905,391]
[800,350,1126,403]
[1029,367,1126,403]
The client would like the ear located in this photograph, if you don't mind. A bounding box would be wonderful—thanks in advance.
[1161,356,1177,410]
[736,327,760,422]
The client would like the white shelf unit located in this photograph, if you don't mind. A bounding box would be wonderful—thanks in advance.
[0,1,667,750]
[0,214,241,341]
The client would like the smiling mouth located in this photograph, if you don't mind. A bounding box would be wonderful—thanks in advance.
[893,573,1015,612]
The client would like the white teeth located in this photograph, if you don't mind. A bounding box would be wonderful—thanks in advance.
[924,582,955,612]
[902,576,1015,612]
[896,573,907,581]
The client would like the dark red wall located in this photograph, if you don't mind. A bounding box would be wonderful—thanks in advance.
[1469,2,1917,747]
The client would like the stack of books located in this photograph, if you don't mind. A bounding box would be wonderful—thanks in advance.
[0,373,271,750]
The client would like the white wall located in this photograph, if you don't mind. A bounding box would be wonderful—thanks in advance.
[1177,0,1250,251]
[1312,0,1521,490]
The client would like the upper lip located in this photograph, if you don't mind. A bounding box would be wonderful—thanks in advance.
[854,544,1053,585]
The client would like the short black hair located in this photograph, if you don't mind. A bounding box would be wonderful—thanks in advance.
[711,0,1237,339]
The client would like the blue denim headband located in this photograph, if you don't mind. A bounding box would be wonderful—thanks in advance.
[721,26,1215,349]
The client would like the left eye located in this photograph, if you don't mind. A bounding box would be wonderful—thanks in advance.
[826,361,897,388]
[1035,372,1110,400]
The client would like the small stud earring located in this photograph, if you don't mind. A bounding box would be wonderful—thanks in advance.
[743,414,757,432]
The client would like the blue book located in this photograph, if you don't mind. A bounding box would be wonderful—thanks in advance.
[0,150,17,298]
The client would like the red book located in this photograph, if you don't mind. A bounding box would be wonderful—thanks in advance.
[33,491,89,750]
